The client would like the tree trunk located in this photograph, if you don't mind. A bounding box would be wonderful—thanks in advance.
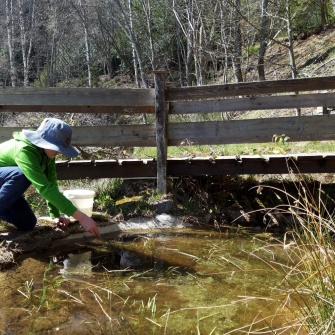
[176,23,184,86]
[5,0,17,87]
[232,0,243,82]
[49,30,57,87]
[258,0,269,81]
[77,0,92,88]
[285,0,299,116]
[113,0,147,88]
[18,0,35,88]
[219,1,230,84]
[320,0,328,28]
[285,0,298,79]
[186,0,194,86]
[139,0,156,71]
[173,0,195,86]
[128,0,140,88]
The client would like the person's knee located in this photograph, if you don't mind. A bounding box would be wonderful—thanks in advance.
[0,197,37,231]
[0,213,37,231]
[12,214,37,231]
[18,217,37,231]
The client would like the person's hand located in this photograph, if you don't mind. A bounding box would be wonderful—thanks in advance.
[71,210,101,238]
[54,215,71,229]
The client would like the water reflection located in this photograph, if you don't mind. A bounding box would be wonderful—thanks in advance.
[119,250,141,269]
[56,249,144,276]
[0,229,300,335]
[59,251,93,276]
[55,244,189,277]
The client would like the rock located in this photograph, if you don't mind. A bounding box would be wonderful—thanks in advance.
[152,199,177,214]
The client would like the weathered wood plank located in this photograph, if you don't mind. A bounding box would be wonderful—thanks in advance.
[0,105,155,114]
[56,155,335,179]
[168,114,335,145]
[166,76,335,101]
[154,71,168,193]
[166,154,335,176]
[0,87,155,107]
[169,92,335,114]
[4,115,335,147]
[71,124,156,147]
[56,159,157,180]
[0,124,157,147]
[0,127,22,143]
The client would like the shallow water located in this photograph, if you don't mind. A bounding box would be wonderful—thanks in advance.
[0,228,300,335]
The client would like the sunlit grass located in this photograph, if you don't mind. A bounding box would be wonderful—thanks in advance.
[237,175,335,334]
[133,140,335,159]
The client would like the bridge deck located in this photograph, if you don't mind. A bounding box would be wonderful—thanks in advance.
[56,153,335,180]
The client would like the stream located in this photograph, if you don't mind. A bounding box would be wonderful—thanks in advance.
[0,227,300,335]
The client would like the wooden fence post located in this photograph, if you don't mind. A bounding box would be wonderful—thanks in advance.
[154,70,168,194]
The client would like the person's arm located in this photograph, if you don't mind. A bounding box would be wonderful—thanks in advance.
[54,212,101,237]
[15,147,77,217]
[15,146,101,238]
[72,210,101,237]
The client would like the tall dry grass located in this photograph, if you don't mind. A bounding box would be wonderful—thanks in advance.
[238,178,335,334]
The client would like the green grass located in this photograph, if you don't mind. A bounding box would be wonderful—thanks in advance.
[133,140,335,159]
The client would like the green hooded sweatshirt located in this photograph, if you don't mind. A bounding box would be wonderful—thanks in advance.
[0,131,77,218]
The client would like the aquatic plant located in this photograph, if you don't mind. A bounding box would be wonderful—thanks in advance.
[17,279,34,301]
[237,177,335,334]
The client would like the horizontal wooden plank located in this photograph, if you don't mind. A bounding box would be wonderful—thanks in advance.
[166,76,335,101]
[169,92,335,114]
[0,87,155,107]
[0,124,157,147]
[167,154,335,175]
[0,105,155,114]
[71,125,156,147]
[56,159,157,179]
[0,127,22,143]
[55,154,335,179]
[3,115,335,147]
[168,114,335,145]
[94,158,155,165]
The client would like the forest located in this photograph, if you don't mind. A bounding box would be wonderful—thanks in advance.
[2,0,335,90]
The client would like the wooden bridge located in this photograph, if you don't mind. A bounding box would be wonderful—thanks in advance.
[1,73,335,192]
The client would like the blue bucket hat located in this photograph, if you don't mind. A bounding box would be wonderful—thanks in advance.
[23,118,79,158]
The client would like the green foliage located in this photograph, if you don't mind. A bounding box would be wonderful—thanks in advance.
[33,66,48,87]
[178,198,202,215]
[245,43,260,58]
[133,146,157,158]
[94,179,123,211]
[115,196,154,217]
[290,0,335,34]
[40,261,54,308]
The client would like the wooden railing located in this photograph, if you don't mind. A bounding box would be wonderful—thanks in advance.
[1,74,335,193]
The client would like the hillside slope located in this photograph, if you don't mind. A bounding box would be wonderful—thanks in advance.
[258,27,335,81]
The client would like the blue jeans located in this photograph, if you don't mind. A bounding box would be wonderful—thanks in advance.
[0,167,37,231]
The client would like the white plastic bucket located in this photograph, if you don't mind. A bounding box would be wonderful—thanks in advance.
[63,189,95,217]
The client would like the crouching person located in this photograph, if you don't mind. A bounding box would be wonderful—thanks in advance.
[0,118,101,238]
